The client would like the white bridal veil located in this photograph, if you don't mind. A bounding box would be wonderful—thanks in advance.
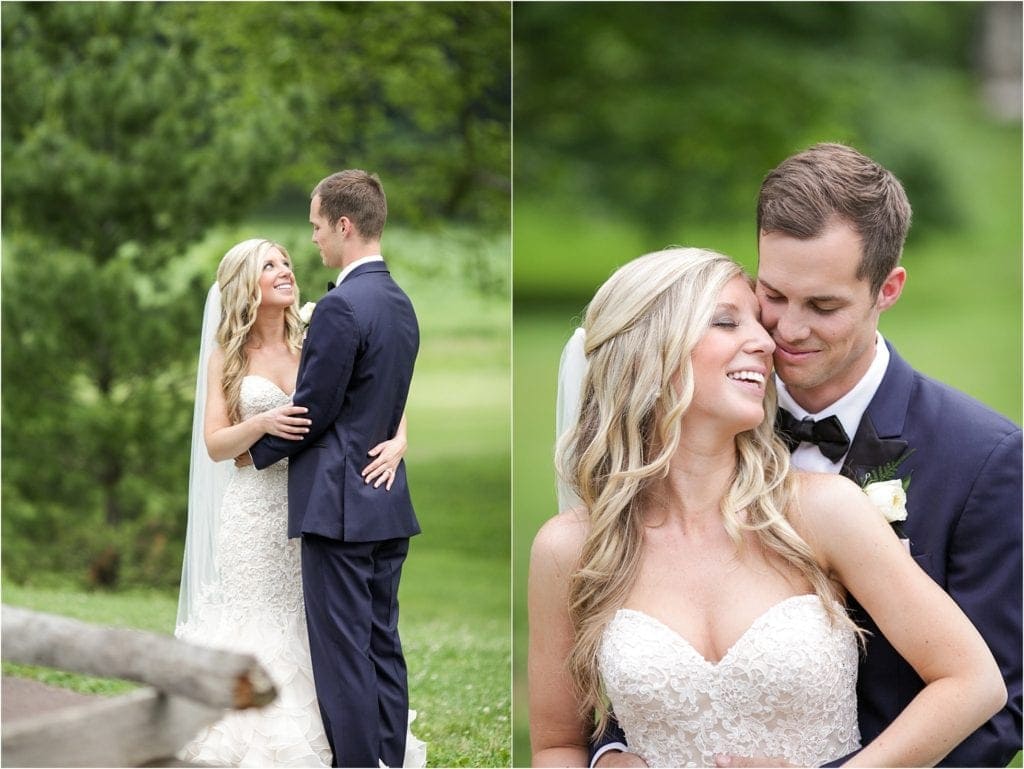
[176,283,232,633]
[555,327,587,512]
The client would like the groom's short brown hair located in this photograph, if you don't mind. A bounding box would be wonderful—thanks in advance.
[312,170,388,240]
[757,143,912,297]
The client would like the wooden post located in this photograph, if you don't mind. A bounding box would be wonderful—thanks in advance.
[1,605,275,709]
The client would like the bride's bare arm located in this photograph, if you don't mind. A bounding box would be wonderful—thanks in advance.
[529,511,592,767]
[203,347,311,462]
[798,474,1006,767]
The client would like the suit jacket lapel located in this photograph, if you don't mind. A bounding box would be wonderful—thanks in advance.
[841,415,909,482]
[840,341,913,482]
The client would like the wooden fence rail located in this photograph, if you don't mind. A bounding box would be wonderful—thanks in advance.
[1,605,277,767]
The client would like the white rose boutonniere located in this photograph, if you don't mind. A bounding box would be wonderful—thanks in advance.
[299,302,316,327]
[858,448,915,550]
[863,479,908,523]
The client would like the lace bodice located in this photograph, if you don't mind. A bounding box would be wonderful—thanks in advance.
[238,373,293,419]
[599,594,860,768]
[213,376,303,623]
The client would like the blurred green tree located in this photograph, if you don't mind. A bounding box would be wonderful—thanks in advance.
[314,2,511,228]
[2,2,303,586]
[180,2,510,228]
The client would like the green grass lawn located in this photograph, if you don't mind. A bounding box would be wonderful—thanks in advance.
[399,256,511,766]
[2,224,511,768]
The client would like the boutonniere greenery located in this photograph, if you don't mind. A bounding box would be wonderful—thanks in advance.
[858,449,915,538]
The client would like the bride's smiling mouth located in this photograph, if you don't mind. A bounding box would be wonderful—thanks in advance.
[726,369,767,394]
[724,368,765,391]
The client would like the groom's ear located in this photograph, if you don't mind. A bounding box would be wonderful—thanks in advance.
[875,266,906,312]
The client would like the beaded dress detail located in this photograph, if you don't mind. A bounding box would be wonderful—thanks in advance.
[599,594,860,768]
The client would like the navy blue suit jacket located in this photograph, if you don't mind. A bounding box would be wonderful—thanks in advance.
[250,261,421,543]
[592,342,1022,766]
[834,342,1022,766]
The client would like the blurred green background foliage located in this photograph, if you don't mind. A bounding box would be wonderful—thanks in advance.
[512,2,1021,765]
[514,1,1019,299]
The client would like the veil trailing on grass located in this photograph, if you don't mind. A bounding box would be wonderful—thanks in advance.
[555,327,587,512]
[175,283,232,633]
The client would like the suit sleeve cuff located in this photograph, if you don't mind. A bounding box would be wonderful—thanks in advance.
[591,743,629,768]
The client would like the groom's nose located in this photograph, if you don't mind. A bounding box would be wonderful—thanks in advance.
[774,307,810,343]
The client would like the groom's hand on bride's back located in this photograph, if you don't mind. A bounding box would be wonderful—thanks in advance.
[594,750,649,768]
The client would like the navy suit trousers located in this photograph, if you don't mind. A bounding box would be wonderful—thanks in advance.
[301,534,410,768]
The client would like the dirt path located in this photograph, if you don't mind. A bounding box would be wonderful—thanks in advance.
[1,675,101,722]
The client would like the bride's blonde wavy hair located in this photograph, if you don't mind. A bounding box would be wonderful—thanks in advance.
[216,239,304,424]
[555,248,860,737]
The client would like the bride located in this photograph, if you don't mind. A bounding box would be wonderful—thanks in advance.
[176,238,426,767]
[529,248,1004,767]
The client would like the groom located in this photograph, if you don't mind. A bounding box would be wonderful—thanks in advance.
[250,170,420,768]
[593,144,1022,767]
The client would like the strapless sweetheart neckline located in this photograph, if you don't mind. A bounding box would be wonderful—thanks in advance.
[616,593,821,667]
[243,373,294,398]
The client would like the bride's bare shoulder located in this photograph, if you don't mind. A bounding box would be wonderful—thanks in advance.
[793,470,865,515]
[530,507,589,572]
[789,469,871,542]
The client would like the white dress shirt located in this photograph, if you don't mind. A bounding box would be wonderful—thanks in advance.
[776,331,890,473]
[336,254,384,285]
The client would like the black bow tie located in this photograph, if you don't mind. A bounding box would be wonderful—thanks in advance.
[776,408,851,462]
[327,281,336,292]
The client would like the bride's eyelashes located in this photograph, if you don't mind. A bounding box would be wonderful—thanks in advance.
[712,317,738,328]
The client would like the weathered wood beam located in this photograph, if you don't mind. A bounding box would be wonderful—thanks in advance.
[1,605,275,709]
[2,686,218,767]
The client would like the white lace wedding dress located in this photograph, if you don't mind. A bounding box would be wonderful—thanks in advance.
[177,376,426,767]
[600,593,860,768]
